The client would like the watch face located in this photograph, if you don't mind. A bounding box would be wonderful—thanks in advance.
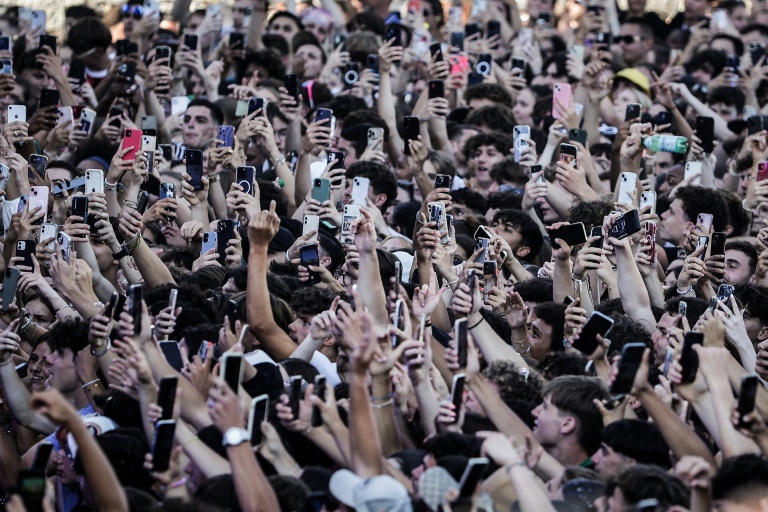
[224,427,247,447]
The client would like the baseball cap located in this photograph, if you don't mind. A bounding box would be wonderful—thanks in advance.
[329,469,412,512]
[67,414,118,459]
[268,227,296,253]
[611,68,652,97]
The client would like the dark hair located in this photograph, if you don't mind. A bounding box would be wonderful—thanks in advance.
[319,233,344,274]
[180,324,221,359]
[686,49,727,79]
[543,376,609,455]
[261,34,290,56]
[710,34,744,57]
[463,83,513,107]
[726,240,758,275]
[451,188,488,216]
[539,352,589,379]
[482,360,543,404]
[533,302,567,352]
[268,11,304,30]
[492,209,544,262]
[292,31,325,63]
[606,465,689,508]
[486,190,523,211]
[281,358,320,383]
[328,96,369,122]
[713,454,768,502]
[290,287,338,315]
[514,278,554,304]
[622,16,654,39]
[665,297,709,328]
[604,315,655,362]
[740,23,768,38]
[708,86,745,112]
[195,475,241,512]
[46,319,89,358]
[721,190,751,237]
[734,284,768,328]
[490,156,528,187]
[602,420,671,468]
[268,476,310,512]
[75,428,154,491]
[423,432,482,459]
[68,18,112,54]
[345,161,398,211]
[462,132,513,162]
[569,201,614,232]
[675,186,730,232]
[345,12,385,36]
[65,5,99,18]
[465,106,516,134]
[186,98,224,126]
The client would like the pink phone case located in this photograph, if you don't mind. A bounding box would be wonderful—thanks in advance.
[552,83,573,120]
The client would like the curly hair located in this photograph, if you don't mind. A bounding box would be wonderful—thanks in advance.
[451,188,488,216]
[465,106,516,134]
[463,83,513,107]
[533,301,566,353]
[289,287,339,316]
[462,131,513,163]
[482,360,543,404]
[345,161,398,211]
[514,278,554,305]
[675,186,730,232]
[569,201,614,232]
[492,209,544,262]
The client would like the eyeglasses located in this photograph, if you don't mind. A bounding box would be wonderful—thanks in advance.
[234,6,253,15]
[616,35,644,44]
[121,4,144,20]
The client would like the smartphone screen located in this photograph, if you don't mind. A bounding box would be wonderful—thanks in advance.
[157,376,178,421]
[311,375,326,427]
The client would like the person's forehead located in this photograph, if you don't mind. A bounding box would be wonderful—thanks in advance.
[185,106,212,119]
[658,312,676,327]
[725,248,749,261]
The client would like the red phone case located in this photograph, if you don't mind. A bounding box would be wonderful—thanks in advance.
[122,128,144,161]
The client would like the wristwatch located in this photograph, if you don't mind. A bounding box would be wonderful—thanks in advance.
[112,244,130,260]
[222,427,249,448]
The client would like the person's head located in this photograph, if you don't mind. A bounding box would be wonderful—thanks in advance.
[651,297,708,366]
[17,50,50,101]
[528,302,566,361]
[27,339,53,392]
[687,49,727,85]
[67,18,112,68]
[724,240,757,285]
[465,105,516,134]
[45,160,77,191]
[292,31,326,79]
[463,132,513,187]
[47,320,89,393]
[514,278,554,315]
[707,86,745,123]
[183,99,223,149]
[64,5,98,35]
[568,201,614,233]
[344,161,398,212]
[592,420,671,479]
[463,83,513,109]
[713,454,768,511]
[684,0,711,17]
[450,188,488,220]
[532,376,609,460]
[719,0,748,30]
[660,186,729,245]
[601,465,689,512]
[231,0,256,30]
[618,18,654,66]
[741,23,768,48]
[709,33,744,57]
[734,284,768,346]
[447,123,479,166]
[267,11,304,48]
[288,287,338,343]
[491,209,544,262]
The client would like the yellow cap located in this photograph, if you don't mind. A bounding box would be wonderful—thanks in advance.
[612,68,652,97]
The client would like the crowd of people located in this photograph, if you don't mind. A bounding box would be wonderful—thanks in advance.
[1,0,768,509]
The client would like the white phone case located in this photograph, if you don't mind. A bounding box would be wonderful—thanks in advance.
[40,223,57,250]
[618,172,638,205]
[85,169,104,194]
[303,215,319,242]
[351,177,369,206]
[8,105,26,123]
[341,205,361,245]
[201,232,218,255]
[79,108,96,135]
[640,191,657,215]
[685,161,702,185]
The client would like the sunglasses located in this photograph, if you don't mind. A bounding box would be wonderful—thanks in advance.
[121,4,144,20]
[234,6,253,15]
[615,35,644,44]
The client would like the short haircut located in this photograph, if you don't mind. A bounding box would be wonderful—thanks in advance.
[46,319,89,358]
[243,48,286,81]
[463,83,513,107]
[68,18,112,54]
[687,49,727,79]
[514,278,554,304]
[602,420,671,468]
[726,240,758,275]
[462,131,513,162]
[345,161,398,211]
[740,23,768,38]
[289,287,338,316]
[451,188,488,215]
[533,302,566,352]
[733,284,768,328]
[713,454,768,503]
[490,156,528,187]
[709,86,745,113]
[710,34,744,58]
[665,297,709,327]
[486,190,523,211]
[292,31,326,62]
[186,98,224,126]
[328,95,369,121]
[569,201,614,233]
[606,465,689,508]
[721,190,751,237]
[492,209,544,262]
[675,186,730,232]
[465,106,516,134]
[268,11,304,30]
[623,16,654,40]
[65,5,99,18]
[543,376,609,455]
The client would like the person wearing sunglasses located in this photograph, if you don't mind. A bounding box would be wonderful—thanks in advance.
[617,18,654,67]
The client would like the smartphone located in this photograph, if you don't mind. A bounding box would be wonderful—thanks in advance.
[476,53,492,76]
[351,177,370,206]
[8,105,26,123]
[450,373,466,424]
[185,149,204,190]
[549,222,588,246]
[39,223,57,251]
[625,103,642,122]
[18,470,46,512]
[122,128,143,161]
[697,235,709,255]
[284,74,299,103]
[572,311,614,355]
[737,374,759,426]
[560,143,577,165]
[404,116,420,156]
[129,284,143,334]
[1,267,19,311]
[428,79,445,99]
[0,35,11,53]
[248,97,267,117]
[429,41,443,62]
[136,190,150,215]
[513,125,531,163]
[609,209,642,240]
[216,220,238,265]
[680,332,704,383]
[590,225,604,249]
[646,221,657,264]
[83,169,104,195]
[15,240,36,268]
[609,343,646,396]
[57,232,72,264]
[151,420,176,472]
[569,128,588,147]
[38,88,59,109]
[341,205,361,245]
[474,237,490,264]
[311,375,326,427]
[640,191,657,214]
[695,116,715,153]
[384,25,402,47]
[312,178,331,203]
[429,202,449,244]
[289,375,303,418]
[717,283,735,302]
[710,232,726,257]
[71,197,89,231]
[758,161,768,182]
[157,376,178,421]
[458,457,489,498]
[299,243,321,284]
[28,186,48,224]
[482,261,496,301]
[30,442,52,472]
[201,232,218,257]
[327,150,346,171]
[221,352,244,392]
[314,107,333,125]
[552,83,573,119]
[183,33,198,51]
[618,172,638,205]
[455,318,468,368]
[248,394,270,445]
[511,58,526,71]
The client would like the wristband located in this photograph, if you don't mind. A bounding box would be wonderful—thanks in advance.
[468,317,485,330]
[90,338,111,357]
[112,246,130,260]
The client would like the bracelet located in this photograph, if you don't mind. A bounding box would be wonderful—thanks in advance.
[169,477,188,489]
[182,436,199,448]
[207,174,220,183]
[272,154,286,165]
[55,304,72,313]
[304,425,313,435]
[124,199,138,209]
[81,379,101,390]
[0,356,13,366]
[2,426,12,435]
[571,274,589,283]
[127,233,142,254]
[105,180,119,191]
[90,338,111,357]
[505,461,527,473]
[371,392,393,402]
[446,276,460,287]
[514,344,531,355]
[510,338,527,345]
[468,317,485,330]
[676,285,693,295]
[371,399,393,409]
[742,199,756,213]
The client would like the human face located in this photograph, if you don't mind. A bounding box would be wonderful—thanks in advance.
[512,88,536,127]
[232,0,253,30]
[691,62,715,85]
[268,16,300,46]
[660,198,692,246]
[651,312,678,366]
[451,129,479,168]
[612,88,639,123]
[294,44,324,79]
[49,349,78,393]
[54,448,78,485]
[471,145,504,186]
[592,443,631,479]
[20,69,50,101]
[724,249,753,285]
[26,299,54,330]
[710,38,737,56]
[188,73,207,98]
[272,116,289,154]
[532,395,566,448]
[288,313,312,343]
[182,105,216,149]
[527,316,554,361]
[0,83,24,120]
[337,137,359,167]
[652,152,674,175]
[684,0,709,17]
[28,342,53,392]
[491,219,523,251]
[541,62,566,88]
[617,24,648,65]
[710,102,737,123]
[743,309,768,346]
[46,166,75,192]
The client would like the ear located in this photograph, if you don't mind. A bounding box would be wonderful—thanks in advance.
[560,415,577,436]
[724,224,734,236]
[758,326,768,342]
[515,245,531,259]
[373,193,387,209]
[320,255,332,268]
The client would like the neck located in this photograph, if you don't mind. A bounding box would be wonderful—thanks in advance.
[93,54,111,71]
[548,440,590,467]
[65,387,90,411]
